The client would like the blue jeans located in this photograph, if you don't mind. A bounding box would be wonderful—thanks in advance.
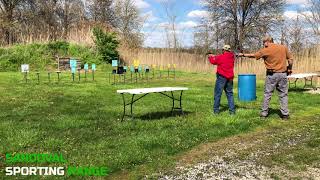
[214,74,235,114]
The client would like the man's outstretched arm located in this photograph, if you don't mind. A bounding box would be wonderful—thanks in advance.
[238,53,256,58]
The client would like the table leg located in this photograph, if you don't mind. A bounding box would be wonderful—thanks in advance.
[159,91,185,114]
[311,77,315,90]
[312,76,318,90]
[171,91,175,113]
[121,93,126,121]
[179,90,184,114]
[131,94,135,118]
[121,94,136,121]
[120,94,149,121]
[294,78,298,88]
[288,78,296,89]
[304,77,314,89]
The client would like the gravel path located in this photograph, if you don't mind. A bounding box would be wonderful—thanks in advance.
[151,124,320,180]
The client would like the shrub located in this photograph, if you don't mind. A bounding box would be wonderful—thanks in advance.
[47,41,70,56]
[0,44,51,71]
[0,43,101,71]
[92,27,119,63]
[68,44,101,65]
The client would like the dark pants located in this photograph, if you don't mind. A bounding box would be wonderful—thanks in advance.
[214,74,235,114]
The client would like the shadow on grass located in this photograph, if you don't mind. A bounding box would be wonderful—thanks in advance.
[219,105,240,112]
[238,104,283,118]
[268,108,283,118]
[138,110,192,121]
[288,88,313,92]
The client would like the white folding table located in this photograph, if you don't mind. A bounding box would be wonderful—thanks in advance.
[117,87,188,121]
[287,73,318,89]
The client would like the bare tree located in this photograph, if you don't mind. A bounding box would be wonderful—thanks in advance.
[160,0,179,49]
[35,0,62,41]
[16,0,86,42]
[193,24,210,50]
[87,0,115,26]
[14,0,58,42]
[57,0,84,40]
[288,16,305,53]
[0,0,22,45]
[204,0,285,50]
[193,10,225,52]
[113,0,144,48]
[0,0,145,46]
[304,0,320,37]
[193,22,215,53]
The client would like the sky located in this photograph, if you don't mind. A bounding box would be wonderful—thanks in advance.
[133,0,312,48]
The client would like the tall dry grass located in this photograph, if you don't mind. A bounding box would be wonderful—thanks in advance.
[120,47,320,80]
[17,21,106,46]
[120,48,212,72]
[293,48,320,74]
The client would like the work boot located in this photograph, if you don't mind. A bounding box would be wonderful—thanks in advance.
[281,114,290,120]
[230,111,236,115]
[260,114,268,119]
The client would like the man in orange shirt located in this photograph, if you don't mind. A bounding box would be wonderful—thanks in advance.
[239,36,294,120]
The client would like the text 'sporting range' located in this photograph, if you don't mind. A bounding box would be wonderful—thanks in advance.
[3,153,109,176]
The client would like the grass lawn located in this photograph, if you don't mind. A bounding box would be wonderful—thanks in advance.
[0,70,319,179]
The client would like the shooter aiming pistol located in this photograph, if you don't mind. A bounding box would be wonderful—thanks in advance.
[234,49,244,58]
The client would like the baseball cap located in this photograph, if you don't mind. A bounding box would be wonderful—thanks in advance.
[262,36,273,43]
[223,44,231,51]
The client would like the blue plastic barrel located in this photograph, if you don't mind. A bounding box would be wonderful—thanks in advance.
[238,74,256,101]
